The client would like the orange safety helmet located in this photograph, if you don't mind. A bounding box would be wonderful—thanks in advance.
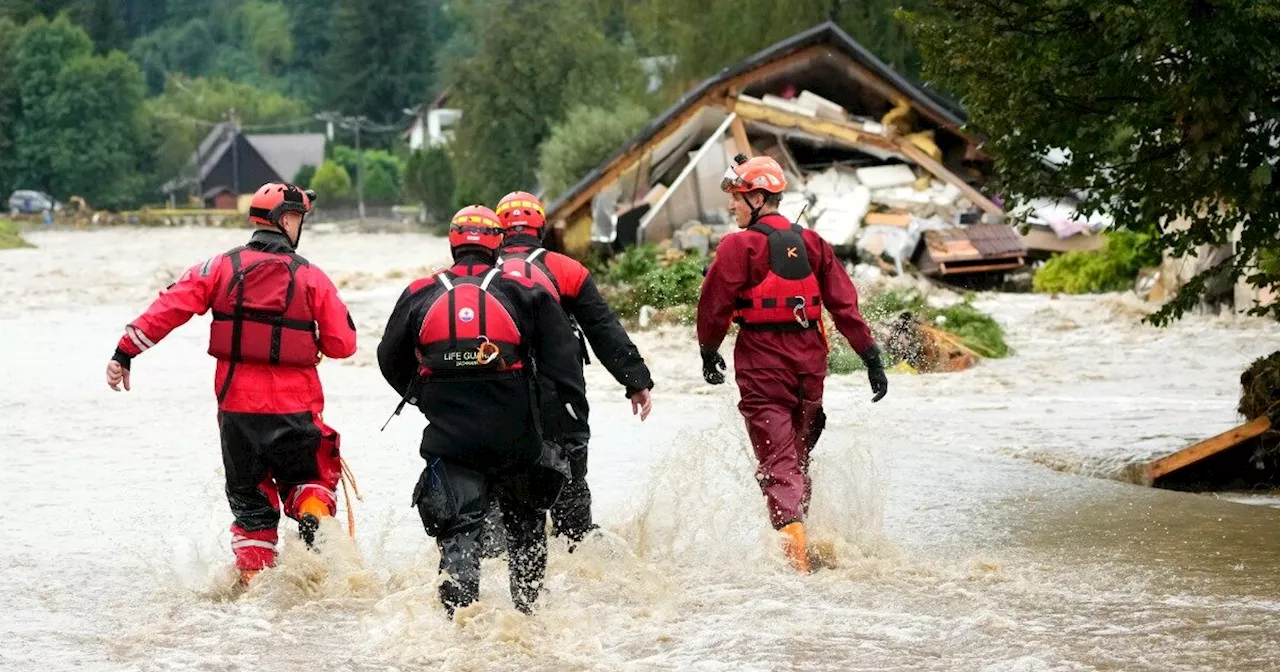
[494,191,546,231]
[248,182,315,228]
[720,156,787,195]
[448,205,504,252]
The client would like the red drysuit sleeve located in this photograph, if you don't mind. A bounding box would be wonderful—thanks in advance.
[696,233,750,352]
[812,235,876,356]
[114,257,220,358]
[308,269,358,360]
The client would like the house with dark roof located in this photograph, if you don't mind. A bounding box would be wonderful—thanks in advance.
[542,21,1035,277]
[164,123,326,208]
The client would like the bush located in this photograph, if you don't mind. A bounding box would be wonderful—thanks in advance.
[536,101,651,201]
[1033,230,1162,294]
[0,219,32,249]
[310,160,352,202]
[362,161,400,204]
[594,245,706,318]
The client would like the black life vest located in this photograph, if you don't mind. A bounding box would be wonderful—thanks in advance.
[415,268,526,379]
[733,222,823,332]
[208,247,319,366]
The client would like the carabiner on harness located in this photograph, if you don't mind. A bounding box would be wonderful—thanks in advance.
[792,296,811,329]
[476,335,501,365]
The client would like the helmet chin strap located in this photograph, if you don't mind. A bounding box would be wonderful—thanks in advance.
[275,218,301,249]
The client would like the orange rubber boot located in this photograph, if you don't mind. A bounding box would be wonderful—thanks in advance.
[238,568,261,587]
[779,522,811,574]
[297,495,332,547]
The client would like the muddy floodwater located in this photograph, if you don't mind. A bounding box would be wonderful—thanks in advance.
[3,227,1279,671]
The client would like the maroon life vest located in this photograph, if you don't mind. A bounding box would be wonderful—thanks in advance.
[208,247,319,366]
[415,268,526,379]
[497,247,560,301]
[733,222,823,331]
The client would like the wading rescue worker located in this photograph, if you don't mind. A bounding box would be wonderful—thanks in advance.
[376,205,590,617]
[696,155,888,574]
[494,191,654,544]
[104,183,358,587]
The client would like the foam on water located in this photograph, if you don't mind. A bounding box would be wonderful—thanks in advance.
[6,227,1280,671]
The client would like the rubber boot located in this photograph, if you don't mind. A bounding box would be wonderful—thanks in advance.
[237,568,261,587]
[297,495,331,548]
[779,521,811,574]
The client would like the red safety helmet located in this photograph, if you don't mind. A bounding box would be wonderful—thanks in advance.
[495,191,546,231]
[448,205,504,252]
[720,156,787,195]
[248,182,315,227]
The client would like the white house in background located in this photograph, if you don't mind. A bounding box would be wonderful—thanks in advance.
[404,90,461,150]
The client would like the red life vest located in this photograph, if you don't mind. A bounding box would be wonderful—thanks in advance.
[208,247,319,367]
[415,268,526,378]
[733,222,823,331]
[497,247,560,301]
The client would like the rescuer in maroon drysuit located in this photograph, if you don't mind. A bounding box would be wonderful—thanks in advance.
[696,155,888,573]
[104,182,358,586]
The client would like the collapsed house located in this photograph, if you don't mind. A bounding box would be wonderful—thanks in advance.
[543,22,1101,280]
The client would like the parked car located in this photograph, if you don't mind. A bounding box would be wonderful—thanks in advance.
[7,190,61,215]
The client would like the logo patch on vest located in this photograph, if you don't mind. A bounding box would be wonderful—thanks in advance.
[786,246,798,258]
[457,307,475,323]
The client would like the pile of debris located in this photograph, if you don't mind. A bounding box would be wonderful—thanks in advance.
[663,88,1028,282]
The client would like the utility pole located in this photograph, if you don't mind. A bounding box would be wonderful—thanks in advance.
[229,108,241,196]
[354,116,365,221]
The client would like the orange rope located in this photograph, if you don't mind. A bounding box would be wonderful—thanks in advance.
[339,457,363,538]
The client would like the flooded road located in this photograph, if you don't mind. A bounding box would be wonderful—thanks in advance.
[3,227,1279,671]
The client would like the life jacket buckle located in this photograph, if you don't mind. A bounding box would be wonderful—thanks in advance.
[476,336,500,365]
[792,296,810,328]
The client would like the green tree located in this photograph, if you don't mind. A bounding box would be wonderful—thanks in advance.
[129,18,216,92]
[537,101,650,201]
[446,0,647,204]
[46,49,150,207]
[12,14,94,195]
[0,17,21,195]
[310,159,352,201]
[906,0,1280,323]
[233,1,293,75]
[405,145,455,223]
[323,0,441,126]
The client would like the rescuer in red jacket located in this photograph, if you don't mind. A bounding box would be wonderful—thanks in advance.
[494,191,654,544]
[376,206,589,617]
[696,156,888,574]
[104,182,358,586]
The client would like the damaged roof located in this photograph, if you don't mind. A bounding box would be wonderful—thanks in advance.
[546,20,969,223]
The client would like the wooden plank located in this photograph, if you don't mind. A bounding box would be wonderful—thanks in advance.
[894,138,1003,215]
[1143,415,1273,483]
[938,258,1025,275]
[730,117,752,157]
[637,113,738,243]
[733,97,901,154]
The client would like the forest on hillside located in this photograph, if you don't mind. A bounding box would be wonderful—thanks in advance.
[0,0,929,213]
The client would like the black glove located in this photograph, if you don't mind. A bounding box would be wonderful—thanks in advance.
[859,345,888,403]
[700,346,726,385]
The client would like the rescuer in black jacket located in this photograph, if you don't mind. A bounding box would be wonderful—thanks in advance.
[376,205,589,617]
[492,191,654,544]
